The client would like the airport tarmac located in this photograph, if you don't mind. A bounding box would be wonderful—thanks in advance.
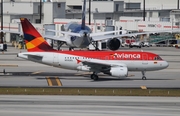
[0,46,180,88]
[0,95,179,116]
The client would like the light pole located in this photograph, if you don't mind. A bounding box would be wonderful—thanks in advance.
[143,0,145,21]
[1,0,3,43]
[89,0,91,25]
[39,0,42,23]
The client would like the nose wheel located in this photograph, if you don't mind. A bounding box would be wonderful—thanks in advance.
[142,76,146,80]
[90,73,99,81]
[141,71,147,80]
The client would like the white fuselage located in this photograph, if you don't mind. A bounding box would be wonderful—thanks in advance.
[65,22,92,48]
[18,52,169,73]
[66,35,91,48]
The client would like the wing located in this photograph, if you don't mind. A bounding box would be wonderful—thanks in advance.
[47,29,124,37]
[92,29,180,41]
[90,30,126,37]
[27,54,43,61]
[46,29,81,37]
[80,59,127,72]
[43,35,67,42]
[19,53,43,61]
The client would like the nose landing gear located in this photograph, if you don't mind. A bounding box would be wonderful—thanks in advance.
[142,71,147,80]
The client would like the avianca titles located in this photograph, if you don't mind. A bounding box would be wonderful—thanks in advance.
[18,18,169,81]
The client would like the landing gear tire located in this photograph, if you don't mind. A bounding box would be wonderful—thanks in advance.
[69,47,74,51]
[90,74,99,81]
[90,74,94,79]
[142,76,146,80]
[141,71,146,80]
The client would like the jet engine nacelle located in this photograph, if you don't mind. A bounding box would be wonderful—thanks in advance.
[109,67,128,77]
[107,38,121,51]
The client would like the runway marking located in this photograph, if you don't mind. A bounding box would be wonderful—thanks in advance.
[0,64,18,67]
[141,86,147,89]
[46,77,62,86]
[55,77,62,86]
[46,77,53,86]
[31,71,44,75]
[128,74,135,77]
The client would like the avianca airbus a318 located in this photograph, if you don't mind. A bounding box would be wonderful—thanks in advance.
[17,18,169,81]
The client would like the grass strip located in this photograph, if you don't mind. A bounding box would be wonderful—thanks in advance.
[0,87,180,96]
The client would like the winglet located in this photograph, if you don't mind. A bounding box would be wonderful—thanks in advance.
[20,18,56,52]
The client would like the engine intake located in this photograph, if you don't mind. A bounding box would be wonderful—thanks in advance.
[109,67,128,77]
[107,38,121,51]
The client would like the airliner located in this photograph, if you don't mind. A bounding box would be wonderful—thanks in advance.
[45,0,126,50]
[44,0,179,50]
[17,17,169,80]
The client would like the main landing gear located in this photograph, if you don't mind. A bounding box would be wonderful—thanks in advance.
[91,41,100,51]
[57,41,65,50]
[141,71,147,80]
[69,47,74,51]
[90,72,99,81]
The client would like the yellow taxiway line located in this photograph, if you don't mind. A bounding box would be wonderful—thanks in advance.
[46,77,53,86]
[31,71,44,75]
[55,77,62,86]
[46,77,62,86]
[141,86,147,89]
[0,64,18,67]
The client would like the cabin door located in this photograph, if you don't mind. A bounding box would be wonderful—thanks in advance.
[142,54,148,65]
[53,53,59,66]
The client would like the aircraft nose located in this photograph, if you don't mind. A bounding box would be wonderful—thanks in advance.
[163,61,169,68]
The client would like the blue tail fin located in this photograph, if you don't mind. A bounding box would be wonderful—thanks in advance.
[81,0,86,30]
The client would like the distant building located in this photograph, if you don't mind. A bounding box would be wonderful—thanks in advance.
[0,0,180,42]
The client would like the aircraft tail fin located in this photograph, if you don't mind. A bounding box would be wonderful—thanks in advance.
[20,18,56,52]
[81,0,86,30]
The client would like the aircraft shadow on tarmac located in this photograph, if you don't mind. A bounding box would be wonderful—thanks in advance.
[4,72,174,81]
[37,75,173,82]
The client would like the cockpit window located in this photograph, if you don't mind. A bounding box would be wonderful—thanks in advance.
[154,56,162,60]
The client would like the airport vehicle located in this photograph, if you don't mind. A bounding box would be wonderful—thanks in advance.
[0,43,7,51]
[174,44,180,48]
[17,17,169,81]
[142,41,152,47]
[129,41,143,48]
[124,39,136,47]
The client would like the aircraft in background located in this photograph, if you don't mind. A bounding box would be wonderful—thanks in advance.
[44,0,180,50]
[17,17,169,81]
[44,0,126,51]
[1,1,180,51]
